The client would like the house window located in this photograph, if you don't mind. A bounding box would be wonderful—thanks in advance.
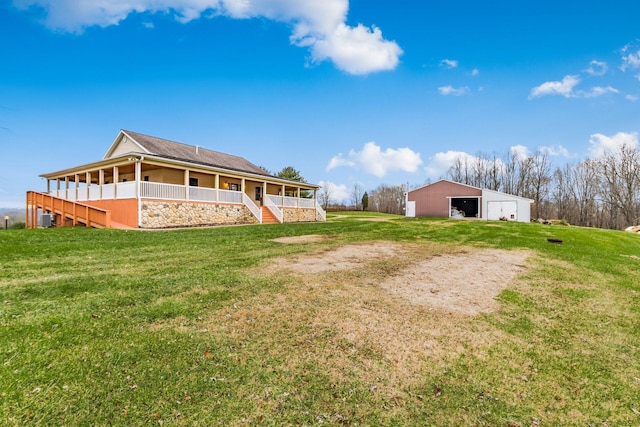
[143,176,149,182]
[229,183,240,191]
[255,186,262,201]
[189,177,199,187]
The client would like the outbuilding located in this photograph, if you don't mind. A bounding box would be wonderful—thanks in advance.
[405,179,533,223]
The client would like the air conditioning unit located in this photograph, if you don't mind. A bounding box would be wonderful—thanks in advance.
[39,213,55,228]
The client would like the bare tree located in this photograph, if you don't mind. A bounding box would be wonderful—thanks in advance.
[319,184,332,211]
[369,184,405,215]
[526,151,552,219]
[598,143,640,228]
[351,183,363,210]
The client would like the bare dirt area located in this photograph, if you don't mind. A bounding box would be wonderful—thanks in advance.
[156,239,532,399]
[267,241,410,274]
[266,239,529,315]
[381,249,530,315]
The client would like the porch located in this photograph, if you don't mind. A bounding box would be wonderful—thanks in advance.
[38,180,325,228]
[32,130,326,229]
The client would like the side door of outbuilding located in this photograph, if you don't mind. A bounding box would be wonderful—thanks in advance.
[405,200,416,217]
[487,200,518,221]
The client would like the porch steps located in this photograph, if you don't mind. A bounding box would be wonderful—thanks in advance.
[260,207,281,224]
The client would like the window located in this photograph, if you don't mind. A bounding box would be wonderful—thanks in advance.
[143,176,149,182]
[189,177,199,187]
[229,183,240,191]
[255,186,262,201]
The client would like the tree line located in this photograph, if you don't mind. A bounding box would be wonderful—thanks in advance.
[444,144,640,230]
[320,143,640,230]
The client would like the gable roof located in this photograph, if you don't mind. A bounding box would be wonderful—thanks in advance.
[408,179,483,194]
[409,179,533,202]
[106,130,273,178]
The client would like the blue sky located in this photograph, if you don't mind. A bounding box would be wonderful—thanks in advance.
[2,0,640,208]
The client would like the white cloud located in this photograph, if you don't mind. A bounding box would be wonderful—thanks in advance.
[588,132,639,158]
[438,85,470,96]
[626,94,639,102]
[579,86,619,98]
[327,141,422,178]
[424,150,477,177]
[529,75,619,100]
[621,47,640,71]
[584,60,608,76]
[318,180,350,202]
[540,145,570,157]
[440,59,458,69]
[510,144,529,161]
[529,75,580,99]
[471,68,479,76]
[12,0,402,75]
[306,23,403,75]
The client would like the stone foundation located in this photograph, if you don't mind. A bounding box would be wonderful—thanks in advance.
[283,208,321,223]
[140,201,258,228]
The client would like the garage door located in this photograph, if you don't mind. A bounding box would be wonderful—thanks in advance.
[487,201,518,221]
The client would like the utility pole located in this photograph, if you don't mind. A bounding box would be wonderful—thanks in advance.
[4,215,8,230]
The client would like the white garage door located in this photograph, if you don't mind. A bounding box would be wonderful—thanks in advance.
[487,201,518,221]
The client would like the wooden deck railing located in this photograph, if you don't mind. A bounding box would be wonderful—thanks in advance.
[26,191,111,229]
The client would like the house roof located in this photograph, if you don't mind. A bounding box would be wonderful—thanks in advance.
[112,130,273,178]
[40,130,319,190]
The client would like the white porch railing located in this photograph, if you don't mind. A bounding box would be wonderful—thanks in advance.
[141,182,187,200]
[102,183,116,199]
[218,189,243,204]
[264,195,284,223]
[48,182,324,221]
[242,194,262,223]
[189,186,218,202]
[316,202,326,221]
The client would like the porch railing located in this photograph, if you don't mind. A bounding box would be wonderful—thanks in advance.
[264,195,284,223]
[242,194,262,223]
[49,182,321,217]
[315,202,326,221]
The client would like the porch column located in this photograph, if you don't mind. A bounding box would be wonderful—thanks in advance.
[184,170,190,201]
[263,182,267,205]
[99,169,104,200]
[113,166,119,199]
[135,159,142,228]
[56,179,61,197]
[297,187,300,207]
[64,177,69,200]
[74,174,79,201]
[86,171,91,200]
[214,174,219,202]
[134,159,141,198]
[241,178,246,194]
[281,184,285,206]
[46,179,51,195]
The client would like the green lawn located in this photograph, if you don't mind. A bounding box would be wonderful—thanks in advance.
[1,213,639,426]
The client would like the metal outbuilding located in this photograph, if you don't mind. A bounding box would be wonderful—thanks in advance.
[405,179,533,223]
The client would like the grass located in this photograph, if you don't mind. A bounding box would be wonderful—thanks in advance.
[1,212,639,426]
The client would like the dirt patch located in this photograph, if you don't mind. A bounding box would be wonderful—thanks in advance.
[271,234,338,244]
[266,243,529,315]
[381,249,529,315]
[155,241,531,401]
[266,242,409,274]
